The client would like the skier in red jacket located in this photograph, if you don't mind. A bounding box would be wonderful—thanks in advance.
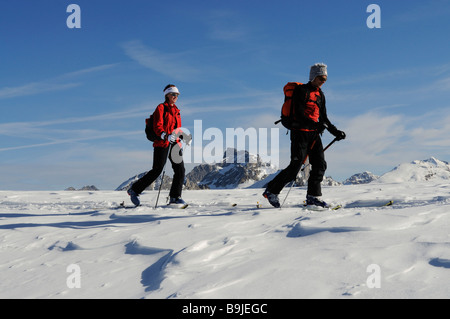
[263,63,346,208]
[127,84,186,206]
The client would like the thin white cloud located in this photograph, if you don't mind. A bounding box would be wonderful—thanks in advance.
[393,1,450,23]
[0,82,80,99]
[0,130,140,152]
[434,76,450,92]
[121,40,201,81]
[0,100,154,137]
[0,63,117,99]
[325,108,450,180]
[203,10,251,42]
[60,63,118,78]
[408,111,450,148]
[0,100,154,152]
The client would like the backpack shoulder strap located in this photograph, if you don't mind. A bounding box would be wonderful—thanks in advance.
[154,103,168,116]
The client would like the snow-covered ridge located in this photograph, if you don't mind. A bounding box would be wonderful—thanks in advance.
[378,157,450,183]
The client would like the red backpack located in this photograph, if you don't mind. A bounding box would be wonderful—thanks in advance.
[275,82,303,129]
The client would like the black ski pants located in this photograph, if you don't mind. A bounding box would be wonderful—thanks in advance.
[266,130,326,197]
[131,144,185,198]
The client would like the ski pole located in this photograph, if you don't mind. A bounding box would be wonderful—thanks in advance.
[323,136,338,152]
[301,136,338,173]
[155,143,173,209]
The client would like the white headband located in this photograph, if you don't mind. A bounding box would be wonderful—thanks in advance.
[164,86,180,96]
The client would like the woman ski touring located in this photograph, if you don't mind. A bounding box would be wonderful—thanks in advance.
[127,84,187,207]
[263,63,346,208]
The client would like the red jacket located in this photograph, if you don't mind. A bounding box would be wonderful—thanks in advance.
[292,82,334,132]
[152,102,182,148]
[304,88,321,123]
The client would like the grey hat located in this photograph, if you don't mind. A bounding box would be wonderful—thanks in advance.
[309,63,328,81]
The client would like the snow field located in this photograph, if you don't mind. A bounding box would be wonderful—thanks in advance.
[0,181,449,298]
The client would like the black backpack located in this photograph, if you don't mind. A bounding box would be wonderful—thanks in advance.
[145,104,167,142]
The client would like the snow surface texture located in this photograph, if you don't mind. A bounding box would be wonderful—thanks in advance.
[1,181,450,298]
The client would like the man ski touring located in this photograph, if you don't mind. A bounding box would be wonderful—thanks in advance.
[127,84,187,207]
[263,63,346,208]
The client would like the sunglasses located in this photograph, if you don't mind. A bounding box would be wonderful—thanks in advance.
[169,93,179,97]
[317,76,327,82]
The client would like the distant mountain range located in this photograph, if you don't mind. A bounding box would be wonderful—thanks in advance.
[343,171,380,185]
[116,148,280,191]
[115,153,450,191]
[185,148,278,189]
[65,185,99,191]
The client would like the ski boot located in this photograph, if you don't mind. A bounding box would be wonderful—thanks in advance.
[168,197,188,209]
[127,188,140,206]
[306,195,329,208]
[169,197,187,205]
[263,189,280,208]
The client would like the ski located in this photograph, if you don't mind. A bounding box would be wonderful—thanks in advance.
[302,203,342,211]
[326,200,393,210]
[344,200,394,209]
[110,212,157,221]
[168,203,189,209]
[116,201,145,209]
[224,203,260,209]
[117,201,188,209]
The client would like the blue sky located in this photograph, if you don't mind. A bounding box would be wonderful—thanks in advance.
[1,0,450,190]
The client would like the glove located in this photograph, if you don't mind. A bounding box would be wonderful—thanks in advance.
[328,125,346,141]
[334,130,346,141]
[160,132,176,143]
[167,133,177,144]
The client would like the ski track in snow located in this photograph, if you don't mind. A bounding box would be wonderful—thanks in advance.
[1,182,450,298]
